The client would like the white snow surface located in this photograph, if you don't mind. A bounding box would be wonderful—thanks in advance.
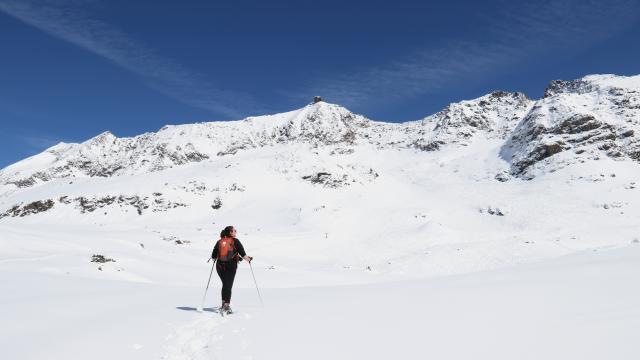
[1,74,640,359]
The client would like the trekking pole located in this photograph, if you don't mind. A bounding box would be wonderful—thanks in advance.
[197,259,216,312]
[248,260,264,308]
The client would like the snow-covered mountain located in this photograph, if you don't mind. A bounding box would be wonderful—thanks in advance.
[0,94,532,187]
[0,72,638,278]
[2,74,639,191]
[2,74,639,265]
[2,74,640,360]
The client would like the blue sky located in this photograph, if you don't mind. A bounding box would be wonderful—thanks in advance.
[1,0,639,168]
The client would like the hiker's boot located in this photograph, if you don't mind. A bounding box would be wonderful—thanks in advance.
[222,302,232,314]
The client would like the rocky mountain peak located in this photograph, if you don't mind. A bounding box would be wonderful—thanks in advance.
[276,102,370,146]
[504,74,640,178]
[84,131,117,146]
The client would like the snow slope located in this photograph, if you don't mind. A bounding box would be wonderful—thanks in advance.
[2,244,638,360]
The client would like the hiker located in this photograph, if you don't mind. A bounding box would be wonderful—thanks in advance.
[211,225,252,313]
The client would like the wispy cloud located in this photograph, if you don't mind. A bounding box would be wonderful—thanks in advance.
[301,0,640,110]
[0,0,265,119]
[18,134,64,150]
[0,98,69,151]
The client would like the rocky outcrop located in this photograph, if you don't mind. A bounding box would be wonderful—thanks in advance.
[543,79,595,98]
[502,75,640,178]
[0,193,187,218]
[0,199,55,218]
[91,254,115,263]
[301,166,379,188]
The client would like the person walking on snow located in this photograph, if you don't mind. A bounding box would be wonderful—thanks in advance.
[211,225,252,313]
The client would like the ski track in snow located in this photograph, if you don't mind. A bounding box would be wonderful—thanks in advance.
[0,254,62,264]
[162,311,254,360]
[163,315,223,360]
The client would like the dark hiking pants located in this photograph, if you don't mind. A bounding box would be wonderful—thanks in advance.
[216,261,237,303]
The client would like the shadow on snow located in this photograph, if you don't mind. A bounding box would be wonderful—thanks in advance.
[176,306,220,313]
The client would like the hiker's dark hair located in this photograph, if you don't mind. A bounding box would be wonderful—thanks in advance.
[220,225,235,238]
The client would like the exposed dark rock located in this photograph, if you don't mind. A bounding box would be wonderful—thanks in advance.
[91,254,115,263]
[0,205,20,219]
[1,200,55,218]
[185,152,209,161]
[228,183,245,192]
[7,171,51,188]
[484,206,505,216]
[8,178,36,188]
[598,142,615,151]
[539,142,566,157]
[77,196,118,213]
[512,141,568,175]
[588,132,617,143]
[302,172,332,184]
[87,165,123,177]
[330,148,355,155]
[619,129,634,138]
[495,172,511,182]
[411,140,444,152]
[211,197,222,210]
[554,115,601,134]
[524,123,546,139]
[217,148,237,156]
[543,79,594,98]
[59,196,72,204]
[628,149,640,160]
[489,90,524,99]
[302,172,351,188]
[341,129,357,144]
